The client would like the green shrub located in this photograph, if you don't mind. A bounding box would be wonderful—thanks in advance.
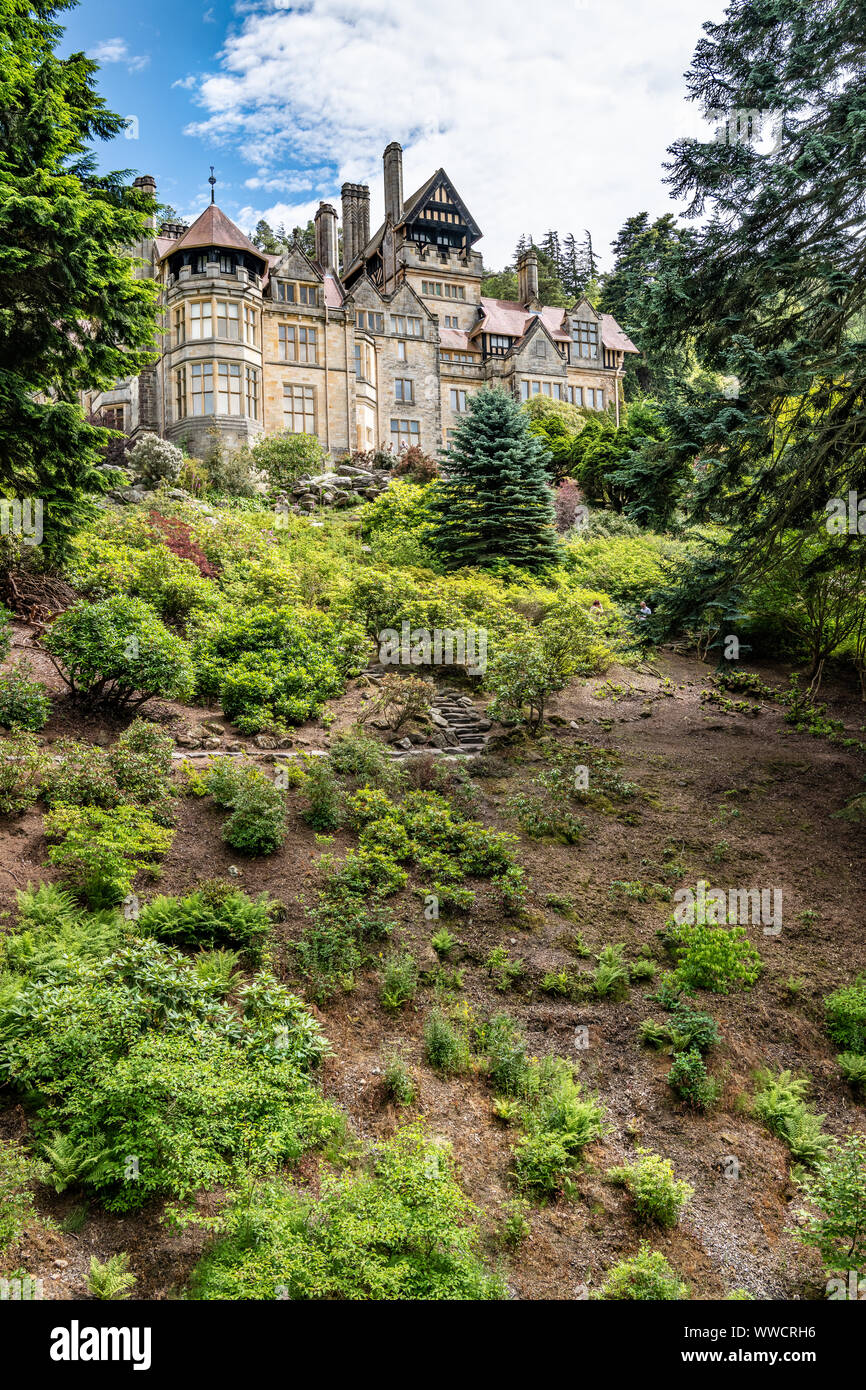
[837,1052,866,1096]
[0,660,50,730]
[329,726,405,793]
[190,1124,504,1300]
[193,948,241,996]
[382,1052,416,1106]
[478,1012,532,1097]
[380,949,419,1011]
[108,719,174,804]
[192,603,366,733]
[0,934,338,1211]
[0,1139,44,1251]
[607,1149,694,1228]
[424,1009,470,1075]
[825,975,866,1054]
[0,730,48,815]
[791,1134,866,1273]
[44,803,175,908]
[222,771,287,855]
[511,1056,605,1197]
[593,1243,690,1300]
[667,1049,720,1112]
[500,1197,532,1248]
[300,757,344,831]
[665,920,761,994]
[46,739,119,808]
[294,890,393,1003]
[44,595,194,707]
[512,1130,576,1198]
[137,883,273,952]
[752,1070,829,1166]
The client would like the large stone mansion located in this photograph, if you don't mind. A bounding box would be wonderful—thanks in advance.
[84,143,638,460]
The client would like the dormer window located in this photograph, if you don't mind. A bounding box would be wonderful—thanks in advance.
[298,285,319,306]
[572,320,599,359]
[219,253,234,274]
[276,282,295,303]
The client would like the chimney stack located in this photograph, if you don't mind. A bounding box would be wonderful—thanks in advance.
[517,248,540,307]
[133,174,158,231]
[341,183,357,270]
[356,185,370,255]
[383,142,403,224]
[314,201,338,270]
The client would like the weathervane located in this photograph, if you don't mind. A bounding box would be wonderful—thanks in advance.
[208,166,216,204]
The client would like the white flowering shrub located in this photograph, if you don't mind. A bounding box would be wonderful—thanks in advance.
[128,433,183,485]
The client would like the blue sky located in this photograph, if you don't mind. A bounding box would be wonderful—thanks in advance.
[60,0,728,268]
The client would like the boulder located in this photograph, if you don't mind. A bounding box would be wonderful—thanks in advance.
[109,486,148,505]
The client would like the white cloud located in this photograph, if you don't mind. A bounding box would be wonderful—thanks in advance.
[184,0,728,268]
[88,38,150,74]
[172,74,199,90]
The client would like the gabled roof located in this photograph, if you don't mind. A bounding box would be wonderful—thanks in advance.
[469,297,638,353]
[158,204,265,265]
[323,273,344,308]
[398,168,482,244]
[344,167,483,278]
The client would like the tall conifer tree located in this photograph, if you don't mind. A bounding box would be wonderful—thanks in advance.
[425,387,561,572]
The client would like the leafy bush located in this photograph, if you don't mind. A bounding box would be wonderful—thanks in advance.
[593,1243,690,1300]
[45,803,175,907]
[0,660,50,730]
[190,1124,504,1300]
[752,1070,829,1166]
[383,1052,416,1106]
[44,596,194,707]
[328,726,406,794]
[380,949,419,1011]
[249,431,323,491]
[0,730,48,814]
[0,1139,44,1251]
[223,771,287,856]
[137,883,273,952]
[0,932,337,1211]
[512,1056,605,1197]
[665,920,761,994]
[667,1049,720,1112]
[825,975,866,1054]
[424,1009,470,1075]
[837,1052,866,1096]
[107,719,175,806]
[300,757,344,831]
[192,603,366,733]
[607,1149,694,1228]
[128,431,183,484]
[791,1134,866,1274]
[369,673,434,731]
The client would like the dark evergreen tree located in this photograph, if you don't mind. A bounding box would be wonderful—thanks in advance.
[425,387,561,572]
[0,0,159,561]
[600,212,691,396]
[643,0,866,614]
[252,218,283,254]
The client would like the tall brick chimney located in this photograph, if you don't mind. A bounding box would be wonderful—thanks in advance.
[341,183,357,270]
[517,248,540,307]
[356,185,370,255]
[383,142,403,224]
[315,201,338,270]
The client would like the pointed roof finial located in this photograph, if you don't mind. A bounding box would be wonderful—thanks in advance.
[208,166,216,204]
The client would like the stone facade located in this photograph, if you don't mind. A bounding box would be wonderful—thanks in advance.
[83,150,638,459]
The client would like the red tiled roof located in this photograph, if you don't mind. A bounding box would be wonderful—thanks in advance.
[600,314,638,354]
[471,297,638,353]
[439,328,473,350]
[158,204,265,263]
